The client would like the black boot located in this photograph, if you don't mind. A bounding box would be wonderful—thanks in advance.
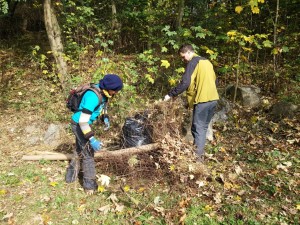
[83,178,98,195]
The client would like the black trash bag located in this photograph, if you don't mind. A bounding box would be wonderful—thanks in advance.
[122,113,153,148]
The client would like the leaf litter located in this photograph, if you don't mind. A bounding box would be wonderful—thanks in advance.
[1,97,299,224]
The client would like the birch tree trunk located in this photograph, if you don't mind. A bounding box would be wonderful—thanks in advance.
[44,0,68,90]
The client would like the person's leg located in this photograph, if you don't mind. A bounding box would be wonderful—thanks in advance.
[71,124,98,191]
[66,124,98,191]
[81,144,98,191]
[65,155,80,183]
[65,124,82,183]
[191,101,217,156]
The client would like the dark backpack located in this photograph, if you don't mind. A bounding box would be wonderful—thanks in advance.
[66,83,103,112]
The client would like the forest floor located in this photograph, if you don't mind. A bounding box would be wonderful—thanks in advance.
[0,94,299,225]
[0,48,299,224]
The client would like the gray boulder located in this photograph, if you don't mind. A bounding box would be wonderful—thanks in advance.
[43,123,65,147]
[226,85,261,108]
[270,101,299,121]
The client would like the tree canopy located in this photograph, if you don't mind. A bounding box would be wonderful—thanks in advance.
[0,0,299,100]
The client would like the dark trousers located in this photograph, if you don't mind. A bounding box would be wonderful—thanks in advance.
[65,123,98,190]
[192,101,217,156]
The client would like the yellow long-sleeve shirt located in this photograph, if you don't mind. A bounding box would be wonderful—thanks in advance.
[186,58,219,108]
[168,55,219,108]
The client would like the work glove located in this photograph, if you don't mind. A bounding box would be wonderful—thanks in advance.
[89,136,102,151]
[164,94,171,101]
[102,114,110,130]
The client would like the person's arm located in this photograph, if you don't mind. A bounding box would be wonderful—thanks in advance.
[78,91,99,140]
[79,112,94,139]
[168,56,200,97]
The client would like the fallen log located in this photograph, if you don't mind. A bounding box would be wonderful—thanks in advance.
[22,143,159,161]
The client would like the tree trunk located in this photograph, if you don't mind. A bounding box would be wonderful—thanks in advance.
[233,45,242,103]
[111,0,118,29]
[111,0,121,48]
[175,0,185,30]
[273,0,280,83]
[44,0,68,90]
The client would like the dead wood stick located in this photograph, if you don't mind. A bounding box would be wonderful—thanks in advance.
[22,143,158,161]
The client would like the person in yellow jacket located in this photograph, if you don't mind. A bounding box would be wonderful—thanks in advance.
[164,44,219,160]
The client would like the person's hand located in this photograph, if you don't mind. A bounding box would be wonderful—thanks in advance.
[164,94,171,101]
[103,115,110,130]
[89,137,102,151]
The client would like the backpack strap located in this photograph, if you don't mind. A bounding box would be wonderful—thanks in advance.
[89,84,106,111]
[74,84,106,113]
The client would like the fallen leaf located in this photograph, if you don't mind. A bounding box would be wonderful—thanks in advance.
[2,212,13,220]
[234,195,242,202]
[98,204,111,214]
[154,206,165,215]
[179,198,190,208]
[138,187,145,193]
[129,196,140,206]
[0,189,7,195]
[235,165,243,175]
[49,181,58,187]
[72,219,79,224]
[179,213,186,224]
[214,192,222,204]
[115,203,124,212]
[169,165,175,171]
[97,174,111,186]
[287,139,296,144]
[277,162,292,172]
[123,185,130,192]
[283,161,292,167]
[98,185,106,193]
[128,155,139,167]
[237,190,245,196]
[154,196,161,205]
[188,164,195,172]
[196,180,206,187]
[42,213,51,224]
[219,146,226,152]
[224,182,233,190]
[204,205,213,211]
[228,173,237,181]
[77,204,86,213]
[107,193,118,203]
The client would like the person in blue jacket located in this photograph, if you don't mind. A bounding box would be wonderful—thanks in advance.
[65,74,123,195]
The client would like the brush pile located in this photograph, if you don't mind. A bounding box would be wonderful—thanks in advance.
[96,98,209,186]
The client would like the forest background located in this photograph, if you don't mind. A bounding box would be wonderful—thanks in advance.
[0,0,299,224]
